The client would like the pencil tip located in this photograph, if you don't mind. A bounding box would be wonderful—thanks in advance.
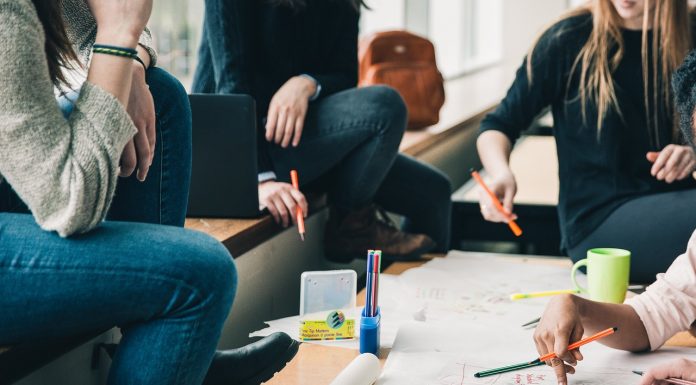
[300,234,305,241]
[613,327,618,332]
[469,168,476,174]
[473,373,481,378]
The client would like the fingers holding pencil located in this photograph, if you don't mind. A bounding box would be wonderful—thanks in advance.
[290,170,307,240]
[479,191,516,223]
[476,328,614,379]
[471,169,522,237]
[471,169,517,220]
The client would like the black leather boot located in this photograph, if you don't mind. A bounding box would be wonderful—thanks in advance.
[98,332,299,385]
[324,205,436,263]
[202,332,300,385]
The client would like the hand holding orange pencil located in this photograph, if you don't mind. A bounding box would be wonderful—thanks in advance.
[470,169,522,237]
[537,327,617,362]
[290,170,306,241]
[474,327,617,378]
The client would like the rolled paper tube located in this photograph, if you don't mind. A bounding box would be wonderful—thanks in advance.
[329,353,381,385]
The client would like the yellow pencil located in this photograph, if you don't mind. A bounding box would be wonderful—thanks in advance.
[510,289,580,300]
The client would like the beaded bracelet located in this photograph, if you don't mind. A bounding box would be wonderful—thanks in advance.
[92,44,138,60]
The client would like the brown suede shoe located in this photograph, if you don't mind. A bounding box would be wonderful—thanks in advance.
[324,205,436,263]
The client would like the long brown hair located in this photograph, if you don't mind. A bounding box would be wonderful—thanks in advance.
[31,0,78,86]
[528,0,692,145]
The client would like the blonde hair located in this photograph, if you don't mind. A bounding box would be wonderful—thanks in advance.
[528,0,692,145]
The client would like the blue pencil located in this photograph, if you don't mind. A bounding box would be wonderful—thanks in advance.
[365,250,374,315]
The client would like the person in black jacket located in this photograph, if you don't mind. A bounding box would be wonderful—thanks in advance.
[192,0,452,261]
[476,0,696,283]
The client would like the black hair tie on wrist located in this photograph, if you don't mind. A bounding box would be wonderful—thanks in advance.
[92,44,138,60]
[133,55,148,71]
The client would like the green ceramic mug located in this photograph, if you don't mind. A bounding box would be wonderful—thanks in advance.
[571,248,631,303]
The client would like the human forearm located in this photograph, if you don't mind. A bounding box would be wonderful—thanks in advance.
[475,130,518,221]
[477,130,513,176]
[574,295,650,352]
[86,33,138,107]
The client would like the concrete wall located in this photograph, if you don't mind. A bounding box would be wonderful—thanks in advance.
[501,0,571,68]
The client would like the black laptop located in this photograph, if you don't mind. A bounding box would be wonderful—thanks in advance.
[186,94,262,218]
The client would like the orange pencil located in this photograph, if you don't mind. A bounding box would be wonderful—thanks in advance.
[470,169,522,237]
[538,327,617,362]
[290,170,306,241]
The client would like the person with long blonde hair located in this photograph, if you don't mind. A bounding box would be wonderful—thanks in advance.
[476,0,696,283]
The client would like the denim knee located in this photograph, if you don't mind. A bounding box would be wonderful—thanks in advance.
[170,230,237,312]
[147,67,193,126]
[359,85,408,136]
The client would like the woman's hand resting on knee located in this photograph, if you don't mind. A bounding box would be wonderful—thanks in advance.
[265,76,318,149]
[259,181,308,228]
[647,145,696,183]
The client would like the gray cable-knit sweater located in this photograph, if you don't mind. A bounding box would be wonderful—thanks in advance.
[0,0,137,237]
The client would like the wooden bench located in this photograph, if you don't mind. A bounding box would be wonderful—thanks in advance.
[451,135,562,255]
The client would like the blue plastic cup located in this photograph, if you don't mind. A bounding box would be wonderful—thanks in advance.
[360,306,381,356]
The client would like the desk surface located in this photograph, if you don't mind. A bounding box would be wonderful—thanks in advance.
[453,136,559,205]
[265,254,696,385]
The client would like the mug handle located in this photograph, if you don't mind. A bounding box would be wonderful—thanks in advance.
[571,259,589,294]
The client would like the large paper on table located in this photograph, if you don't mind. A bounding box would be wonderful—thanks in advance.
[379,322,696,385]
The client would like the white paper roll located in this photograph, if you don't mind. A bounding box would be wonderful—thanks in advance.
[329,353,381,385]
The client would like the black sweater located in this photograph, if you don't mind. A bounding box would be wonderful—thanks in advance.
[480,14,696,250]
[192,0,360,173]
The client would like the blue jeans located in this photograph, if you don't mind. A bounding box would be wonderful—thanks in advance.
[58,67,193,226]
[0,214,236,385]
[0,68,234,384]
[269,86,452,251]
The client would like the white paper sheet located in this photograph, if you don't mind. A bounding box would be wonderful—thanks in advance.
[372,252,695,384]
[386,252,582,327]
[378,321,696,385]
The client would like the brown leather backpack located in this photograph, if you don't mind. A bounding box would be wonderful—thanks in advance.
[359,31,445,130]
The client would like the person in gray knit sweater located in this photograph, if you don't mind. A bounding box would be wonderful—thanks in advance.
[0,1,297,384]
